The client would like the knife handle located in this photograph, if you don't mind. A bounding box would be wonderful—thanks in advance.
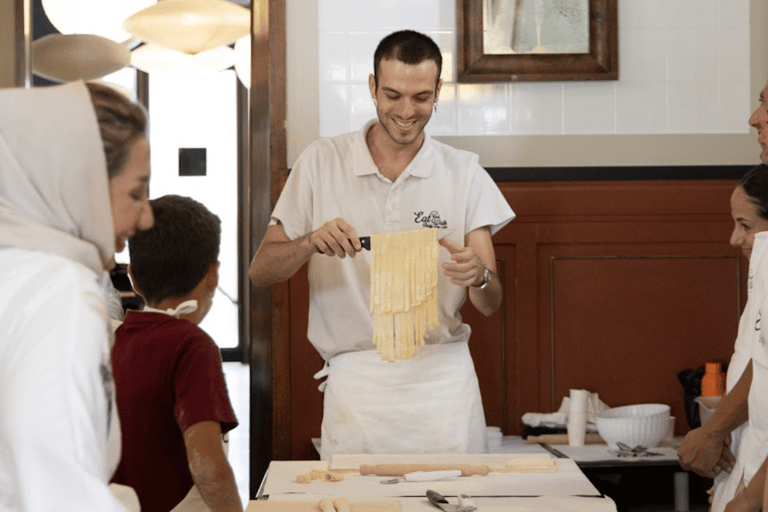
[404,470,462,482]
[359,463,489,477]
[315,236,371,253]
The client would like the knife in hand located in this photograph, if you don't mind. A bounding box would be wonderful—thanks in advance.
[315,230,454,254]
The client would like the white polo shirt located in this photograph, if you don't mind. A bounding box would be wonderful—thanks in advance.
[272,119,515,361]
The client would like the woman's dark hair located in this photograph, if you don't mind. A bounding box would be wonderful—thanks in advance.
[373,29,442,90]
[738,164,768,219]
[128,195,221,304]
[85,82,148,179]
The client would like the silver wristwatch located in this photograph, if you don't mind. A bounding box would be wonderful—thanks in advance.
[474,264,491,290]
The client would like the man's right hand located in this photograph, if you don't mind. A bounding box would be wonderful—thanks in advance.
[311,217,363,258]
[678,426,735,477]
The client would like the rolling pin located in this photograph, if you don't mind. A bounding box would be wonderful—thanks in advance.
[359,463,490,477]
[526,433,604,445]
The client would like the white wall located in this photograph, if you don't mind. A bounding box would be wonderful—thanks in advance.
[287,0,768,167]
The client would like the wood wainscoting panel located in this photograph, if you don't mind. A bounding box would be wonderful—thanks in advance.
[546,251,740,430]
[287,263,325,460]
[465,247,514,432]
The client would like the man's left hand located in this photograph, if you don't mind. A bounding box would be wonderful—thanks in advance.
[439,237,486,287]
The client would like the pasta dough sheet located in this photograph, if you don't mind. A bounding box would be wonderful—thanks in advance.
[370,230,439,362]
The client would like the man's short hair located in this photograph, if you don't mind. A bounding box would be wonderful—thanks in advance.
[373,29,442,89]
[128,194,221,304]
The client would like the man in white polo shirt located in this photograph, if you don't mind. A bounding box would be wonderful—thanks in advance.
[249,29,515,460]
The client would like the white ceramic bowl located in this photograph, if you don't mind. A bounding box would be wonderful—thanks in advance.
[596,403,671,449]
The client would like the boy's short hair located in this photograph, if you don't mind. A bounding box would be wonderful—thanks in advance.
[128,194,221,304]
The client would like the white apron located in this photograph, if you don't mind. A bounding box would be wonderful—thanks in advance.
[711,233,768,512]
[318,341,487,461]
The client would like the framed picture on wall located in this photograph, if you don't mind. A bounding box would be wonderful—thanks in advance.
[456,0,618,82]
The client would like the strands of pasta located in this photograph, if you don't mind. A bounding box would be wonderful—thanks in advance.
[370,229,439,362]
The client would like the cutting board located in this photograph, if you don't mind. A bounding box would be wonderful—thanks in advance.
[246,501,401,512]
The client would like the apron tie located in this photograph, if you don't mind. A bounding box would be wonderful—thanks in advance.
[143,299,198,318]
[313,360,330,392]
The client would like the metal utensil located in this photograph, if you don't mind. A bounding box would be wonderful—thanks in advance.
[426,490,477,512]
[613,442,661,457]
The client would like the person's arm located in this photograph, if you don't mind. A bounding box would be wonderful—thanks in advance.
[439,226,502,316]
[183,421,243,512]
[725,456,767,512]
[763,450,768,511]
[678,361,752,477]
[249,218,363,288]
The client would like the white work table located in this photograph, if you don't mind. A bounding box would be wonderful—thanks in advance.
[252,450,618,512]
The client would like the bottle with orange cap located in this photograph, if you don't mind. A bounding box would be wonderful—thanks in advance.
[701,362,725,397]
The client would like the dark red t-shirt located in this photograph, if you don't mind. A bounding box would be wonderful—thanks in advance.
[111,310,238,512]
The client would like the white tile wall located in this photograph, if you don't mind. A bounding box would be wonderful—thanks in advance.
[318,0,751,137]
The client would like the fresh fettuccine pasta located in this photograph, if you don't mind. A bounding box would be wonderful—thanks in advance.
[370,229,439,362]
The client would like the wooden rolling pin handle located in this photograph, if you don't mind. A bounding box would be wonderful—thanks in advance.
[359,463,489,477]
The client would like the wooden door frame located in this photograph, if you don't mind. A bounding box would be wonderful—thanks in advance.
[246,0,288,494]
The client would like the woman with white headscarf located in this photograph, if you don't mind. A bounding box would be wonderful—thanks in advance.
[0,81,153,511]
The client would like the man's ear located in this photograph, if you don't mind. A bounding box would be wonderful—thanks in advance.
[205,261,220,292]
[127,265,143,296]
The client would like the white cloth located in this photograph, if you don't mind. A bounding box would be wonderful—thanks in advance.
[522,392,609,433]
[319,341,487,460]
[0,82,127,512]
[0,82,114,274]
[272,119,515,361]
[711,232,768,512]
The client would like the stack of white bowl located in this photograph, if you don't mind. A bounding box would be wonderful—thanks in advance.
[596,403,671,449]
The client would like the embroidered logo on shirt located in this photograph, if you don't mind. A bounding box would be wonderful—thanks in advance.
[414,210,447,229]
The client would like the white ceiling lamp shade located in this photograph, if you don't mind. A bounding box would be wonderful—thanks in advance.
[123,0,250,55]
[233,35,250,88]
[41,0,157,43]
[31,33,131,83]
[130,43,236,73]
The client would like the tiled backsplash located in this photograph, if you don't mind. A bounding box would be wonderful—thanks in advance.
[318,0,750,137]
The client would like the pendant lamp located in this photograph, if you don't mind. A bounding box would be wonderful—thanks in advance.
[123,0,250,55]
[32,33,131,82]
[41,0,156,43]
[130,43,236,73]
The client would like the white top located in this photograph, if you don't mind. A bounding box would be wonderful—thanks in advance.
[0,249,125,512]
[742,289,768,484]
[712,233,768,512]
[729,232,768,390]
[272,120,515,360]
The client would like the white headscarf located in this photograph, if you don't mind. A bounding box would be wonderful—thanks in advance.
[0,81,115,275]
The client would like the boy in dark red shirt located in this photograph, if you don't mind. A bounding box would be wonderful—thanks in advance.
[111,194,242,512]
